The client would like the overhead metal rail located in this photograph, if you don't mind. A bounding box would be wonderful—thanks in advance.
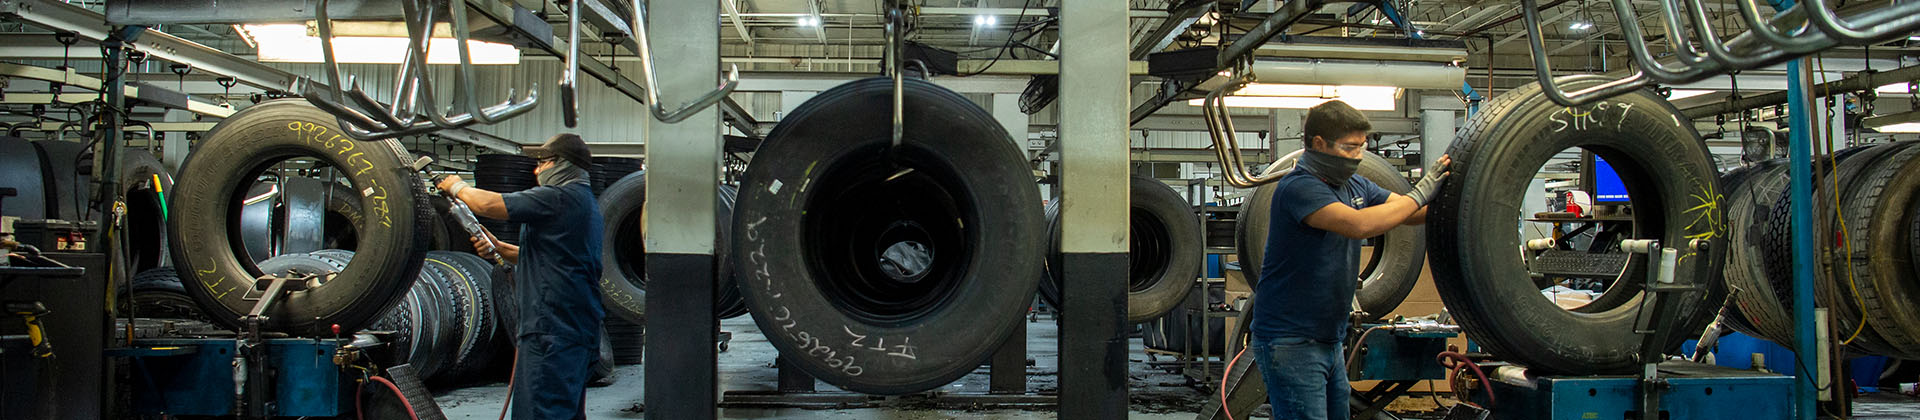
[0,62,235,117]
[1680,64,1920,118]
[1,0,523,152]
[94,0,760,140]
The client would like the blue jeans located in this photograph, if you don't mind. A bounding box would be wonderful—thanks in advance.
[1250,335,1350,420]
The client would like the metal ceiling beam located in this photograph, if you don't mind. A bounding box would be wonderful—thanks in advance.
[720,0,756,49]
[806,0,827,43]
[103,0,405,24]
[1682,64,1920,118]
[1129,0,1210,60]
[0,63,235,117]
[2,0,311,92]
[1493,6,1580,48]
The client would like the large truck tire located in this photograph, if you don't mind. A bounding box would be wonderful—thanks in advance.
[170,99,431,336]
[596,173,748,323]
[733,77,1044,395]
[1428,79,1727,374]
[1038,175,1203,323]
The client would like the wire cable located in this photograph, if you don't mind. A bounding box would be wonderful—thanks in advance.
[953,0,1038,77]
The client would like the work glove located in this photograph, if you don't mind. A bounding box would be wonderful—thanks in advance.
[1407,154,1451,207]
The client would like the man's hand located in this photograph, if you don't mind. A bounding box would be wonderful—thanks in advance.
[437,174,470,198]
[469,226,520,264]
[1407,154,1451,207]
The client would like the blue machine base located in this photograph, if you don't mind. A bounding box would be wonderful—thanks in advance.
[1476,361,1794,420]
[110,338,353,417]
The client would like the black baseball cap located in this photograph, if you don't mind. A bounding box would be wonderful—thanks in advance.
[523,133,592,168]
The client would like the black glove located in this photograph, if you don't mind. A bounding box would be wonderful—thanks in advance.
[1407,158,1451,207]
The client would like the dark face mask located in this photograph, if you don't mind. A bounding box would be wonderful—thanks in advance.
[1298,149,1362,188]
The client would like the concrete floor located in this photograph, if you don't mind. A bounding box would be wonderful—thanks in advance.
[435,316,1231,419]
[431,316,1920,419]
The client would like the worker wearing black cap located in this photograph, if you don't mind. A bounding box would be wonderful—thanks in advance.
[438,133,605,419]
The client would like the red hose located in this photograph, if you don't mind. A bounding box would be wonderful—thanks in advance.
[1220,346,1249,420]
[361,375,422,420]
[498,352,518,420]
[1436,351,1495,406]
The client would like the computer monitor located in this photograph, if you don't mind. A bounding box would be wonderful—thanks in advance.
[1587,152,1630,204]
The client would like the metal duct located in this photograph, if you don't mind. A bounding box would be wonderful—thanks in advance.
[1195,59,1469,91]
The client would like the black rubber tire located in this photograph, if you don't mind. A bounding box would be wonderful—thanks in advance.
[1844,142,1920,359]
[1039,175,1202,323]
[117,268,208,322]
[30,140,89,221]
[170,99,432,337]
[321,180,364,250]
[1233,150,1425,319]
[426,250,499,379]
[606,317,646,365]
[1720,159,1793,343]
[0,136,49,221]
[1821,142,1917,357]
[595,173,748,323]
[1804,145,1901,356]
[491,265,520,339]
[1429,80,1728,374]
[589,329,617,386]
[118,151,176,274]
[733,77,1045,395]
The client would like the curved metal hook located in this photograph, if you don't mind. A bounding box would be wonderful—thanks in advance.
[1801,0,1920,45]
[631,0,741,123]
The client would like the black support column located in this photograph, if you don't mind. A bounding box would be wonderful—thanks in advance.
[640,0,722,418]
[1056,1,1131,418]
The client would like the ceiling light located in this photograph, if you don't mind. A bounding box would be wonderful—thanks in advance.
[1874,122,1920,133]
[241,23,519,65]
[1568,21,1594,31]
[799,16,820,27]
[975,15,996,26]
[1666,89,1713,100]
[1876,82,1914,94]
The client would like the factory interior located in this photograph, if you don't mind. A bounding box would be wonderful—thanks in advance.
[5,0,1920,418]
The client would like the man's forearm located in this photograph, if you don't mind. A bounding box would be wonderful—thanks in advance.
[1404,206,1429,225]
[455,188,510,220]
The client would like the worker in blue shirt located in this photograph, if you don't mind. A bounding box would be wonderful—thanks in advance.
[438,133,606,420]
[1252,100,1448,420]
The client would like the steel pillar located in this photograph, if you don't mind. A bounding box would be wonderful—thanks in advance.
[1785,57,1818,420]
[1057,0,1130,418]
[1420,109,1456,168]
[640,0,721,417]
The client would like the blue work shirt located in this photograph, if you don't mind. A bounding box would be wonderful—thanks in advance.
[1252,168,1391,343]
[502,180,606,345]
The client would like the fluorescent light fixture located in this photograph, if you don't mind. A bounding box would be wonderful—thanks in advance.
[799,16,821,26]
[1877,82,1914,94]
[1875,122,1920,133]
[241,24,519,65]
[1568,21,1594,30]
[1187,83,1399,111]
[1666,89,1713,100]
[974,15,996,26]
[1910,35,1920,41]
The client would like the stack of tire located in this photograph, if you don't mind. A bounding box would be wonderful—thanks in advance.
[1722,141,1920,360]
[258,249,505,382]
[589,157,644,196]
[473,154,539,245]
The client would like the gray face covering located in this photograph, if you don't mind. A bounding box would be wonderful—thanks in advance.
[537,159,589,187]
[1297,149,1362,188]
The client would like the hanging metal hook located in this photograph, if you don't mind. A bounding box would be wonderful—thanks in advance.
[625,0,741,124]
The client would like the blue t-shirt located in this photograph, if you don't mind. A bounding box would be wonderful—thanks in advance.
[502,180,607,344]
[1251,168,1392,343]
